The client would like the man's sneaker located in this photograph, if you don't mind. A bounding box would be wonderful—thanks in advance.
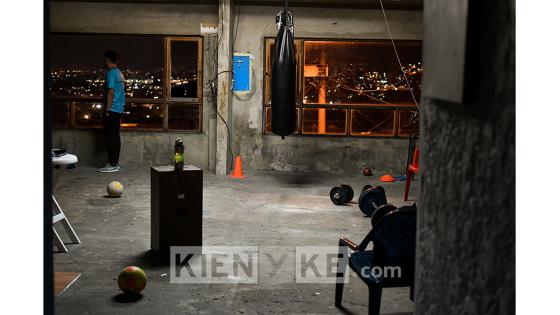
[98,163,120,173]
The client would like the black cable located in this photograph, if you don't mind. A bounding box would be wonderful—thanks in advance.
[207,87,234,172]
[217,70,234,77]
[217,110,235,172]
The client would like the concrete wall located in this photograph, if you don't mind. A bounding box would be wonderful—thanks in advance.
[51,2,423,174]
[50,2,217,35]
[415,1,515,314]
[232,5,423,174]
[50,2,218,169]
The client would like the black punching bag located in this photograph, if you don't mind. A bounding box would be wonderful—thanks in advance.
[271,8,296,138]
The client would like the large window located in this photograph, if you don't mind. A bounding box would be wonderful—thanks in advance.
[264,39,422,137]
[50,34,202,131]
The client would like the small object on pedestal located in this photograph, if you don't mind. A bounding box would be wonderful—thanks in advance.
[174,138,184,171]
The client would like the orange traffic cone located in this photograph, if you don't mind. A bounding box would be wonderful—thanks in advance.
[230,155,245,179]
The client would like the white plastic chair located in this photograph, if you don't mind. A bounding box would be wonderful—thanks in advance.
[52,153,81,252]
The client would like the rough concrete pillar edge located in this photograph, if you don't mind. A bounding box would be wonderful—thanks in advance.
[215,0,233,176]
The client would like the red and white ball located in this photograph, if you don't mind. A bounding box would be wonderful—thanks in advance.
[117,266,147,294]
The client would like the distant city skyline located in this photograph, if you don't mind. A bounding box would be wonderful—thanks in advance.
[303,62,422,105]
[50,68,198,99]
[51,34,199,100]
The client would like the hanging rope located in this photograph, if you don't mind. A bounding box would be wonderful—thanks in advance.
[379,0,421,112]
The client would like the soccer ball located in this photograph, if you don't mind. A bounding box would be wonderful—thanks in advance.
[107,181,123,197]
[117,266,147,294]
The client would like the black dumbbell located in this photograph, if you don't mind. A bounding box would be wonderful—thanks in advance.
[358,186,388,216]
[340,184,354,202]
[330,184,354,205]
[361,184,373,193]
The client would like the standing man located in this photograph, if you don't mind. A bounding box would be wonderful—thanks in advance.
[98,50,125,173]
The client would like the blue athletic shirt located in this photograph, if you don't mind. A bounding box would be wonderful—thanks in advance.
[105,67,125,113]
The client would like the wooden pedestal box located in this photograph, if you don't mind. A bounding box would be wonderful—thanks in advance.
[150,165,202,253]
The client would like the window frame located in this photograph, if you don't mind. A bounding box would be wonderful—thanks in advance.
[165,36,204,104]
[263,37,421,138]
[50,32,203,133]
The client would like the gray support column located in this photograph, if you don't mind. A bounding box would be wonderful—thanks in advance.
[215,0,233,175]
[203,35,217,172]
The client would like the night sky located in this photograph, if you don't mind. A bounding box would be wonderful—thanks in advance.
[50,34,165,71]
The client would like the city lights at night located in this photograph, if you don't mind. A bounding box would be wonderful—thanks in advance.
[303,63,422,105]
[50,34,202,131]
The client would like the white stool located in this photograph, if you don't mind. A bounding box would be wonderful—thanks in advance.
[52,153,81,252]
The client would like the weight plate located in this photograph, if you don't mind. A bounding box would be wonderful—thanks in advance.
[358,188,387,217]
[330,186,349,205]
[370,204,398,227]
[340,184,354,203]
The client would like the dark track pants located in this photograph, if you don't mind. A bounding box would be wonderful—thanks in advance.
[103,111,121,165]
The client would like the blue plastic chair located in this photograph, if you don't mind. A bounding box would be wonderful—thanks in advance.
[335,204,417,315]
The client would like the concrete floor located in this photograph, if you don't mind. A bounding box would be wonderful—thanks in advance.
[53,166,418,314]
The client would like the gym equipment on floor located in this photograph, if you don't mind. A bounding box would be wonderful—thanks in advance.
[118,266,147,294]
[358,186,387,217]
[340,184,354,202]
[379,174,395,182]
[404,148,420,201]
[330,184,354,205]
[370,204,397,227]
[230,155,245,179]
[107,181,124,198]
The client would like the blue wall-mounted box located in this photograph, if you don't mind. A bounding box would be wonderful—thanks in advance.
[233,54,251,93]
